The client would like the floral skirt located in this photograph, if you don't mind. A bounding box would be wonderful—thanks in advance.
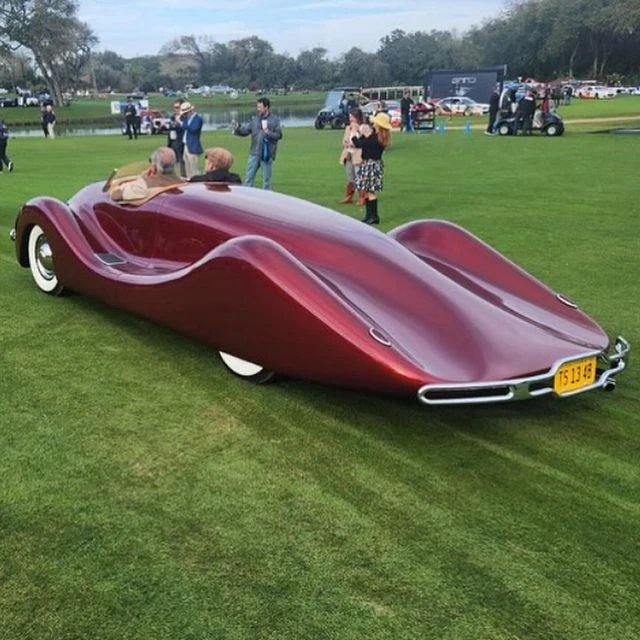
[355,159,384,193]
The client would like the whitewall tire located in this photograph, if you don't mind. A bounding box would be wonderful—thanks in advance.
[28,225,65,295]
[218,351,276,384]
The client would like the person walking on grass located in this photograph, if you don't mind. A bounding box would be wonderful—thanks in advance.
[485,86,500,135]
[351,111,392,225]
[0,120,13,173]
[400,89,414,133]
[232,97,282,190]
[42,104,56,139]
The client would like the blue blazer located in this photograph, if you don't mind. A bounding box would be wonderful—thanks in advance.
[182,113,203,154]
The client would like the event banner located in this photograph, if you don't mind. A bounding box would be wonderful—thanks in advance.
[425,67,507,102]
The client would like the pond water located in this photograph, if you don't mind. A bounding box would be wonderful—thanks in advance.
[9,106,320,138]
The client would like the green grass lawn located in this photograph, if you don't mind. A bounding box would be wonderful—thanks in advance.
[0,122,639,639]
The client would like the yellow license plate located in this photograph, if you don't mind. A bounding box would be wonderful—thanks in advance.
[554,357,597,394]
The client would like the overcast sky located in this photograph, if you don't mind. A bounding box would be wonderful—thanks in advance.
[77,0,507,59]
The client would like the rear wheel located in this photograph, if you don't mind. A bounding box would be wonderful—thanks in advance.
[27,225,65,295]
[218,351,276,384]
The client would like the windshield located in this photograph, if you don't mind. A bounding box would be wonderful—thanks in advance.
[323,90,345,109]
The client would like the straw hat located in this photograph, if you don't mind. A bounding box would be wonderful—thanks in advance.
[179,101,193,114]
[371,112,392,130]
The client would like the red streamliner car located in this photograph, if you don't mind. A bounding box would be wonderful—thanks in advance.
[11,167,629,405]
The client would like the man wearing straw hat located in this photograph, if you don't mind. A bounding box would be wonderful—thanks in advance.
[179,101,203,178]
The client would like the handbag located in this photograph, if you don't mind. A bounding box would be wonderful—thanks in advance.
[261,136,270,162]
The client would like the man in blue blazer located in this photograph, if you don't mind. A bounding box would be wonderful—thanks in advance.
[179,101,203,178]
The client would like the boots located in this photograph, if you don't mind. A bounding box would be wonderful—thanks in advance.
[339,181,355,204]
[362,199,380,225]
[357,191,366,206]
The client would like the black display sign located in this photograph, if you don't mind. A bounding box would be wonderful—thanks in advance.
[425,67,507,102]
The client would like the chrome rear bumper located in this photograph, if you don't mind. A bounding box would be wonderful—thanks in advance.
[417,336,630,406]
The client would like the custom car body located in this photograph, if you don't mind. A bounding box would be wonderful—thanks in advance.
[11,168,629,405]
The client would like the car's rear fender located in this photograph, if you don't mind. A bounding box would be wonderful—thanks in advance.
[388,219,608,346]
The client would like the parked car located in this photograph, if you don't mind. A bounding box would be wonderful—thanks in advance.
[120,109,171,136]
[9,165,629,404]
[577,86,616,99]
[435,96,490,116]
[0,96,18,108]
[22,95,41,106]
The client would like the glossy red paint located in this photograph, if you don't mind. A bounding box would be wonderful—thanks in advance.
[14,181,618,400]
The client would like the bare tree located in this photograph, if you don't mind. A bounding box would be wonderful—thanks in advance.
[0,0,97,104]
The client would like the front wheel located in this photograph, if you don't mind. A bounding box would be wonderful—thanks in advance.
[545,123,560,136]
[218,351,276,384]
[498,123,511,136]
[314,118,325,130]
[27,224,65,295]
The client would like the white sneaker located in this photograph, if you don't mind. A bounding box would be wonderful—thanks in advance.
[8,161,13,172]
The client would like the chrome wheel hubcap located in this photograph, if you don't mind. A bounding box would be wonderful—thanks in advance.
[35,235,55,281]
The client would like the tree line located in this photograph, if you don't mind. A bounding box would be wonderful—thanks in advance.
[1,0,640,104]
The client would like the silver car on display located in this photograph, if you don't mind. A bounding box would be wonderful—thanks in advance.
[435,96,490,116]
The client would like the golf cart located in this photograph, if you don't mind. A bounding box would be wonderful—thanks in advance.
[495,108,565,136]
[314,87,362,129]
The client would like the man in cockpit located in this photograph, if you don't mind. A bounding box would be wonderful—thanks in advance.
[110,147,183,201]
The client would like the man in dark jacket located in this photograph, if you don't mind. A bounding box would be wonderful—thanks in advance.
[400,89,414,132]
[167,99,185,176]
[485,86,500,135]
[189,147,241,184]
[233,97,282,190]
[0,120,13,172]
[515,89,536,135]
[124,98,137,139]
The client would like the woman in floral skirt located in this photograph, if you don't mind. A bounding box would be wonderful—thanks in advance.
[351,112,392,224]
